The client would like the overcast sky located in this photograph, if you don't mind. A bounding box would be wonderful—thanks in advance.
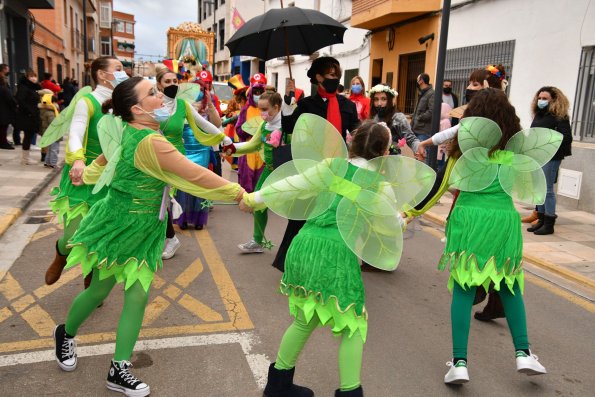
[114,0,196,61]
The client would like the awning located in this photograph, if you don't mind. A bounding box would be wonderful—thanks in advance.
[21,0,55,9]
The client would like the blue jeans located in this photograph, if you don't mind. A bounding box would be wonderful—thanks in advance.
[416,133,432,165]
[537,159,561,216]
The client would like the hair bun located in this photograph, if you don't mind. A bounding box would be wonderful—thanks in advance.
[101,98,114,114]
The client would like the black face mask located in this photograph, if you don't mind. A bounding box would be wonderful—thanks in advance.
[163,84,179,99]
[375,106,386,117]
[443,87,452,94]
[465,89,477,103]
[321,78,340,93]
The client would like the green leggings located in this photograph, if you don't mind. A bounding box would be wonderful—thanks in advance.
[451,280,529,359]
[65,268,150,361]
[57,214,83,256]
[274,308,364,392]
[253,209,268,244]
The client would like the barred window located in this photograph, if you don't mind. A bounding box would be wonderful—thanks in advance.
[572,46,595,142]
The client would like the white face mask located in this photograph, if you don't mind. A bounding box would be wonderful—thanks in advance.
[135,105,170,123]
[106,70,129,88]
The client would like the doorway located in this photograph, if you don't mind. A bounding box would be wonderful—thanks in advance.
[397,51,426,114]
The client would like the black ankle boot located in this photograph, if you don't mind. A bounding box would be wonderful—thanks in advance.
[474,292,505,321]
[527,212,544,232]
[263,363,314,397]
[534,214,556,235]
[335,386,363,396]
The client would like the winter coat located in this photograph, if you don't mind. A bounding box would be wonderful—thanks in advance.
[15,77,41,132]
[411,86,435,136]
[0,82,16,126]
[530,110,572,161]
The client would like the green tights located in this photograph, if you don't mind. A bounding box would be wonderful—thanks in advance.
[451,280,529,359]
[253,209,268,244]
[274,308,364,392]
[57,214,83,256]
[65,269,150,361]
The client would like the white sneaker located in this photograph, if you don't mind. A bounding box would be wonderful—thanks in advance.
[444,360,469,384]
[161,236,181,260]
[30,144,41,151]
[238,239,264,254]
[516,350,547,375]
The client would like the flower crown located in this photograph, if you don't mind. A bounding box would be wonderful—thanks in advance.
[486,65,504,80]
[368,84,398,97]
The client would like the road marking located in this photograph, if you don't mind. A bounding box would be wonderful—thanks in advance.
[20,305,56,336]
[0,272,25,301]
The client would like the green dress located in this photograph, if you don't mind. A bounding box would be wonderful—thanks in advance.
[50,94,107,224]
[281,163,369,342]
[438,178,524,293]
[160,98,186,154]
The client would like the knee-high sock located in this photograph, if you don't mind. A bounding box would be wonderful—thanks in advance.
[65,268,116,336]
[498,281,529,351]
[338,330,364,391]
[451,283,476,359]
[253,209,268,244]
[58,214,83,255]
[114,281,150,361]
[275,309,320,370]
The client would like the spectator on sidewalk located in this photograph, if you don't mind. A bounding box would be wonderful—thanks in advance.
[411,73,435,163]
[0,66,17,150]
[40,72,62,96]
[348,75,370,121]
[14,70,42,164]
[60,77,76,108]
[442,79,459,126]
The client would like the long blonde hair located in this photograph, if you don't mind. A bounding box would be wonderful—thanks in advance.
[531,86,570,119]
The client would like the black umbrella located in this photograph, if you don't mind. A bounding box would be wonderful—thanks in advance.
[225,6,347,79]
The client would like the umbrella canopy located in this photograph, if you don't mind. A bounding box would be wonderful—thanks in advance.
[225,7,347,61]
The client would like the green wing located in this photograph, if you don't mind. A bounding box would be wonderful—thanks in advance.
[92,116,124,194]
[353,156,436,212]
[176,83,201,103]
[449,147,498,191]
[457,117,502,153]
[291,114,348,171]
[498,157,547,205]
[504,128,563,167]
[260,158,348,220]
[241,116,264,136]
[39,86,93,147]
[336,190,403,271]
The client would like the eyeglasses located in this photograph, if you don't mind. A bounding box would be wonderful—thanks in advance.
[139,86,161,102]
[163,79,178,84]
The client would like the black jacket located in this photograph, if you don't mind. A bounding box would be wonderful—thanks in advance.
[530,111,572,161]
[282,93,360,139]
[0,83,16,125]
[411,87,435,136]
[15,77,41,132]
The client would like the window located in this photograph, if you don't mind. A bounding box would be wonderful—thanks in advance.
[116,21,124,32]
[343,68,359,89]
[126,22,133,34]
[101,36,111,55]
[100,2,111,29]
[221,0,225,4]
[213,23,217,53]
[37,57,45,79]
[63,3,68,26]
[219,18,225,51]
[198,1,202,22]
[572,46,595,142]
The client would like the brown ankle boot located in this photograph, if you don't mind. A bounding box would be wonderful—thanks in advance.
[84,273,93,289]
[474,292,505,321]
[45,241,68,285]
[521,210,538,223]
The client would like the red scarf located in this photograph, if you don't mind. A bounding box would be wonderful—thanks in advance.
[317,86,342,134]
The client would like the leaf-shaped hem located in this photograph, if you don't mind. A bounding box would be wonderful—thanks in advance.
[49,194,90,227]
[438,250,524,294]
[65,242,157,292]
[281,281,368,342]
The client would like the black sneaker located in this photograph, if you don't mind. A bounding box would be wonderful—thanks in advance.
[53,324,77,371]
[106,360,150,397]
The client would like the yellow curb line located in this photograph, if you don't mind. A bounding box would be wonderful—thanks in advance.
[0,208,22,238]
[422,211,595,292]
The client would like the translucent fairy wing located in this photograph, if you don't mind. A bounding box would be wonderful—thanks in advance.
[457,117,502,153]
[498,155,547,205]
[291,114,348,163]
[260,158,348,220]
[353,156,436,212]
[92,116,124,194]
[241,116,264,136]
[504,128,563,167]
[39,86,92,147]
[449,147,498,191]
[336,191,403,271]
[176,83,202,103]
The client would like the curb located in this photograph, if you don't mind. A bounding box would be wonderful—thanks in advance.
[0,162,62,239]
[422,211,595,292]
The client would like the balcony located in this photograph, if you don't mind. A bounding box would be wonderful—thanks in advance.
[351,0,441,30]
[22,0,55,9]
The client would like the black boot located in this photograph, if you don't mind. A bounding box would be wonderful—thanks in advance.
[527,212,544,232]
[474,292,505,321]
[263,363,314,397]
[335,386,363,396]
[534,214,556,235]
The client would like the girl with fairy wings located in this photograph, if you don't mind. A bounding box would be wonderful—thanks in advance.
[52,77,244,396]
[42,56,127,289]
[240,115,436,396]
[424,89,559,384]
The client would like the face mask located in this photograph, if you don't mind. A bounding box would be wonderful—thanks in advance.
[351,84,362,94]
[443,87,452,94]
[108,70,128,88]
[196,90,204,101]
[375,106,386,117]
[163,85,179,99]
[253,94,261,103]
[136,105,170,123]
[321,78,340,93]
[465,89,478,103]
[260,111,271,122]
[537,99,549,109]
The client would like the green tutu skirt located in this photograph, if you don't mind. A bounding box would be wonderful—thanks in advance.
[282,223,368,341]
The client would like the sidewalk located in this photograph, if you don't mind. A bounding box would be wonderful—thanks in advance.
[423,192,595,290]
[0,145,62,237]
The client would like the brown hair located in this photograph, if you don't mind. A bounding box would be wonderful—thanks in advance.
[468,64,507,90]
[101,76,144,122]
[530,86,570,119]
[307,56,342,85]
[258,91,282,109]
[25,69,37,78]
[349,120,391,160]
[91,56,118,85]
[350,76,366,96]
[156,68,176,86]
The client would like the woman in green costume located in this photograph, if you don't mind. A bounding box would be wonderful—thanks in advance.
[44,56,126,287]
[52,77,244,397]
